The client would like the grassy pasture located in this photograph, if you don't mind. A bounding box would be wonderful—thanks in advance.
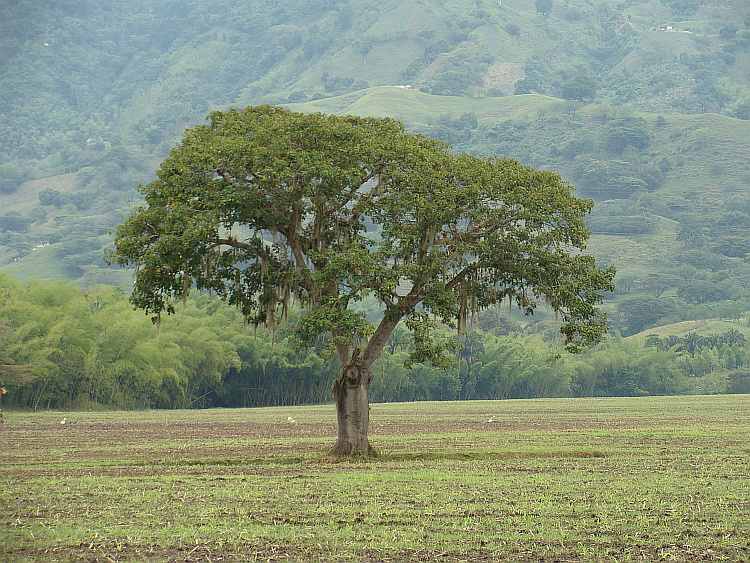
[630,319,750,340]
[287,87,560,130]
[1,396,749,562]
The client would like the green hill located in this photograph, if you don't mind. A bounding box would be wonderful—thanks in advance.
[1,0,749,335]
[629,318,750,340]
[287,87,560,126]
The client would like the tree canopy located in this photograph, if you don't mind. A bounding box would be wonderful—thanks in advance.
[108,105,615,455]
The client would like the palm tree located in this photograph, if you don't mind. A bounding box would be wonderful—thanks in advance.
[723,329,746,347]
[459,331,486,367]
[665,334,681,350]
[704,334,721,349]
[681,332,704,356]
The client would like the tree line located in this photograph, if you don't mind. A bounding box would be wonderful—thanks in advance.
[1,274,748,412]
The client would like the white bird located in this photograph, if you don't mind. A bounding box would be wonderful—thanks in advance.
[60,417,67,425]
[487,416,495,423]
[287,416,296,423]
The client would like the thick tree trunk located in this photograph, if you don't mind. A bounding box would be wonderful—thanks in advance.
[328,315,404,457]
[330,363,375,457]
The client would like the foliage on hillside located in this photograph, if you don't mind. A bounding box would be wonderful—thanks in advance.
[2,0,749,176]
[1,0,750,338]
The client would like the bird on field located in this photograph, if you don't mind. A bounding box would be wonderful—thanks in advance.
[60,417,67,425]
[287,416,296,423]
[487,416,495,423]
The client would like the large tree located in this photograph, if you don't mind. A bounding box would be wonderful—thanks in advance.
[108,105,615,456]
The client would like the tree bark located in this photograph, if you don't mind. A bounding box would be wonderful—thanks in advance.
[330,362,375,456]
[329,314,403,457]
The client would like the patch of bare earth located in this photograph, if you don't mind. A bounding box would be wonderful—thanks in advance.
[483,62,524,95]
[6,541,744,562]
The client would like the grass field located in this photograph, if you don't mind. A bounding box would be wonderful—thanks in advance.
[2,396,749,562]
[287,87,560,130]
[630,319,750,340]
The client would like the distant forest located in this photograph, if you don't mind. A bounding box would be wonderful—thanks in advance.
[1,274,749,412]
[0,0,748,332]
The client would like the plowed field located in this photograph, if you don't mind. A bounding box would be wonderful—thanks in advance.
[2,396,749,562]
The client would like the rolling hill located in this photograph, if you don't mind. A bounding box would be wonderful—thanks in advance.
[1,0,749,335]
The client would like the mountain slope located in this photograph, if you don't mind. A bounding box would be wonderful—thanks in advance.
[0,0,749,335]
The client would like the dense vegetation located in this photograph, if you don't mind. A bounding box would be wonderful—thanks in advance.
[2,274,748,411]
[1,0,750,408]
[1,0,749,331]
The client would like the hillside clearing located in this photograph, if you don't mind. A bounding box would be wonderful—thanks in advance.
[629,318,750,340]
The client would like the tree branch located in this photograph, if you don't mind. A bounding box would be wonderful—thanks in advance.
[361,315,402,369]
[208,238,254,252]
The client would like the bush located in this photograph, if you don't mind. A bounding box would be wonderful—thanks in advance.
[605,119,650,154]
[0,213,31,232]
[38,188,62,207]
[618,296,678,335]
[0,161,34,193]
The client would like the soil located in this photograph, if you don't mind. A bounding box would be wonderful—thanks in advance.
[2,401,749,562]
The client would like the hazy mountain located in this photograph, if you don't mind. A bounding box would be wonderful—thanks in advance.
[1,0,749,333]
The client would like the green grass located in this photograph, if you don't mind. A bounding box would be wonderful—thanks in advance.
[2,396,749,562]
[630,318,750,340]
[288,87,560,129]
[652,113,750,200]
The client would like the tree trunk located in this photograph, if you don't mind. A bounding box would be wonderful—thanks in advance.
[329,315,403,457]
[330,363,375,456]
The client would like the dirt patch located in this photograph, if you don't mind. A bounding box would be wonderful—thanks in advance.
[483,62,524,95]
[6,540,744,562]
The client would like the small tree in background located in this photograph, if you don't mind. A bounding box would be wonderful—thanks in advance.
[561,76,597,102]
[536,0,553,16]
